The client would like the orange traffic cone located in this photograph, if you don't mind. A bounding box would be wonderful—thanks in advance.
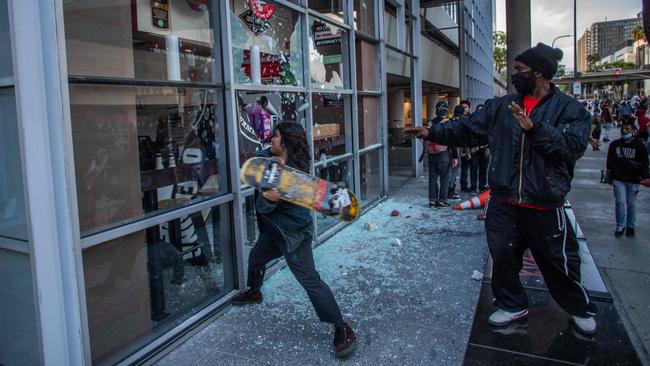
[453,189,491,210]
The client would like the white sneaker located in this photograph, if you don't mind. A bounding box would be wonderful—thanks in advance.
[572,316,597,335]
[488,308,528,326]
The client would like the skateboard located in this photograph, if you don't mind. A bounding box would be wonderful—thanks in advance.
[240,157,360,222]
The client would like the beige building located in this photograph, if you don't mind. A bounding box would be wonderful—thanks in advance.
[577,29,591,73]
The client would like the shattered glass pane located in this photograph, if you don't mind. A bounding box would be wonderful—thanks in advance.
[312,93,349,159]
[309,18,348,89]
[236,91,307,169]
[358,96,381,148]
[360,149,381,206]
[230,0,303,86]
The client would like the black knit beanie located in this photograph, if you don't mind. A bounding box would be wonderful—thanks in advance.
[514,42,564,80]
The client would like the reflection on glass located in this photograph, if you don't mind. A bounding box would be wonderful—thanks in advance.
[64,1,219,82]
[354,0,376,36]
[309,18,348,89]
[0,89,27,241]
[384,8,398,48]
[360,150,381,206]
[358,96,380,148]
[355,39,380,91]
[312,93,348,160]
[0,249,39,365]
[69,85,227,236]
[308,0,345,24]
[82,204,232,364]
[230,0,303,86]
[316,159,352,235]
[0,0,12,78]
[236,91,307,167]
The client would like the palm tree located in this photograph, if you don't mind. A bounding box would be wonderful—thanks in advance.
[631,25,646,42]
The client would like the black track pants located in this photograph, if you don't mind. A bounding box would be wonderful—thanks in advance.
[485,199,595,317]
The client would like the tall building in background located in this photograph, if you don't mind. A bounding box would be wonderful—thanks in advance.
[590,16,642,60]
[459,0,494,107]
[577,29,591,72]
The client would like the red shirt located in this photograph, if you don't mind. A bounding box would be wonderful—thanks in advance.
[506,95,550,211]
[522,95,541,116]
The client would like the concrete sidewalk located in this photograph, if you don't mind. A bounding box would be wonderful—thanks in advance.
[568,140,650,365]
[154,175,488,365]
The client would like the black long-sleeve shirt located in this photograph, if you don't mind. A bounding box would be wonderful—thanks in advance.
[606,138,650,184]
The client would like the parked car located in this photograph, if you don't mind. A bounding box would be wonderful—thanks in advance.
[600,66,622,72]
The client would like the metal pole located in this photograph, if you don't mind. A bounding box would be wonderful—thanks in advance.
[573,0,578,96]
[552,34,571,48]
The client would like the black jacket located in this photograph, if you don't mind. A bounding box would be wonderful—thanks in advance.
[255,149,314,253]
[606,138,650,184]
[426,86,591,208]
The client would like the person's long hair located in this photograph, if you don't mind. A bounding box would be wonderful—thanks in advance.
[274,122,310,173]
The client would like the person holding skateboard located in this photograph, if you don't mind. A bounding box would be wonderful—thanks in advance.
[231,122,357,358]
[406,43,598,334]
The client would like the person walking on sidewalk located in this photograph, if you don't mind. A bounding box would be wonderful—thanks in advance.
[406,43,598,335]
[606,120,650,237]
[426,101,457,208]
[231,122,357,358]
[447,105,466,200]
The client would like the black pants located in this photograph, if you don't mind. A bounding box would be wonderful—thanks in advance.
[428,152,451,202]
[460,156,472,189]
[470,149,489,191]
[247,234,343,324]
[485,199,595,317]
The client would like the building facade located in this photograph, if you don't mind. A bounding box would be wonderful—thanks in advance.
[0,0,493,364]
[577,28,591,73]
[590,16,642,61]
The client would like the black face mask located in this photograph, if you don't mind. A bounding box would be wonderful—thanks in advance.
[511,71,536,95]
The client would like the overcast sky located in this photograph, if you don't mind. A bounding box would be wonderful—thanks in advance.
[495,0,642,71]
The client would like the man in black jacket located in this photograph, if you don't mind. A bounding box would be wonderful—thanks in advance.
[406,43,597,334]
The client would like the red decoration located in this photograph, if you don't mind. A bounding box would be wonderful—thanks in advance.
[249,0,275,20]
[187,0,209,11]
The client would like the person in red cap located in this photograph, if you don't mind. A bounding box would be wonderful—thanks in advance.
[406,42,597,335]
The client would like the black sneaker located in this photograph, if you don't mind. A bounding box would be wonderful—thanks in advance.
[625,228,635,237]
[333,323,357,358]
[615,228,624,237]
[437,200,450,208]
[231,288,263,305]
[448,193,461,200]
[429,201,438,207]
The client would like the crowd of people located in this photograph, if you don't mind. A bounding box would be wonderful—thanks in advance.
[424,100,489,208]
[588,96,650,238]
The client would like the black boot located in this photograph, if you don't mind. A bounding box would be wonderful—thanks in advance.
[231,288,263,305]
[333,323,357,358]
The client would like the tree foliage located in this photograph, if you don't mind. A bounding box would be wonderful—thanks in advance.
[493,31,507,75]
[631,25,646,42]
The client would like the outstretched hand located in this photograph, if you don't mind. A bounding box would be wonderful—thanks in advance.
[507,101,533,131]
[404,127,429,139]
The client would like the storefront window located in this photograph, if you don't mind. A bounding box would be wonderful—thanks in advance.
[230,0,303,86]
[64,1,221,83]
[0,0,11,78]
[309,18,348,89]
[358,96,381,148]
[312,93,350,160]
[0,249,40,366]
[360,149,381,206]
[69,84,228,236]
[236,91,307,168]
[355,39,380,91]
[308,0,345,24]
[82,204,232,364]
[0,89,27,241]
[353,0,376,36]
[315,158,352,235]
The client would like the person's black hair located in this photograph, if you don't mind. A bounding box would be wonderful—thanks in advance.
[273,122,310,173]
[453,105,465,116]
[476,104,484,111]
[460,100,471,108]
[620,118,636,129]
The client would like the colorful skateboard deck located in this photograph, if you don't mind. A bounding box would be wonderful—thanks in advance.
[240,157,360,222]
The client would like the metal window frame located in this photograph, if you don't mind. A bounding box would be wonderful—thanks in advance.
[409,0,422,178]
